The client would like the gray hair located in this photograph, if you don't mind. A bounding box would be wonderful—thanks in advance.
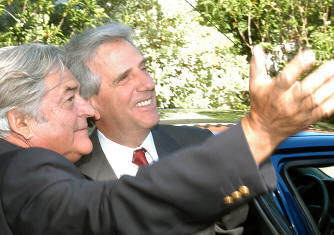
[64,22,134,98]
[0,43,65,138]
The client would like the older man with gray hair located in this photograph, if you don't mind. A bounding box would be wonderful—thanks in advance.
[1,40,334,235]
[0,42,268,234]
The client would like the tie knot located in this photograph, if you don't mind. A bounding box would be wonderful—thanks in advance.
[132,148,148,166]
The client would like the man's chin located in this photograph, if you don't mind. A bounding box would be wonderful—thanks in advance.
[76,139,93,157]
[137,114,160,128]
[143,120,160,129]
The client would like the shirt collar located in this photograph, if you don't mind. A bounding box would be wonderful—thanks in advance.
[96,129,159,178]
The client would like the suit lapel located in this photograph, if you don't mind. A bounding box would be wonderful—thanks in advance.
[151,125,182,159]
[77,128,118,180]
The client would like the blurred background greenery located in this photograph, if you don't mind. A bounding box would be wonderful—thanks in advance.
[0,0,333,126]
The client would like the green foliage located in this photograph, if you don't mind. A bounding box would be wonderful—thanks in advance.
[0,0,110,46]
[112,0,250,110]
[52,0,106,38]
[196,0,334,61]
[0,1,5,15]
[0,0,250,110]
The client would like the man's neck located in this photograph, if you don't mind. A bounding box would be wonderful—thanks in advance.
[5,134,30,149]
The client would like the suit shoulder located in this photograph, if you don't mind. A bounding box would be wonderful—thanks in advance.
[1,147,85,196]
[153,124,212,147]
[155,124,212,136]
[16,147,68,163]
[1,147,60,162]
[1,147,76,176]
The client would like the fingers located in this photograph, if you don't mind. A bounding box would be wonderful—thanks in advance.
[312,96,334,121]
[275,50,315,89]
[301,60,334,101]
[296,60,334,121]
[249,45,271,87]
[312,74,334,107]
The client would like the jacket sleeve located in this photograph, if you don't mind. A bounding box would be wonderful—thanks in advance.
[1,124,275,235]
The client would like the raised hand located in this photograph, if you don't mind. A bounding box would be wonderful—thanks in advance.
[242,45,334,163]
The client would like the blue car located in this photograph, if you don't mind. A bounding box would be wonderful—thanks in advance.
[160,109,334,234]
[252,131,334,235]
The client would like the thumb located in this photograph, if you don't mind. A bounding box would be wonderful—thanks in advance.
[250,45,271,90]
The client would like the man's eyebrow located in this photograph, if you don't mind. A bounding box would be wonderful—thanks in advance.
[64,85,78,93]
[113,68,131,85]
[61,85,79,98]
[53,84,77,104]
[113,58,147,85]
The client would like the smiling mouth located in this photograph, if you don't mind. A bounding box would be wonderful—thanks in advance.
[136,98,153,107]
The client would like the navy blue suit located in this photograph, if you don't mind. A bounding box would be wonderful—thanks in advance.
[0,124,275,234]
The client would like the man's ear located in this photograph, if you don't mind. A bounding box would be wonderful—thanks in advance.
[7,110,32,140]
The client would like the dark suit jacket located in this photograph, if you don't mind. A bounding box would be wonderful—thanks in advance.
[76,125,259,234]
[0,124,275,235]
[76,124,213,180]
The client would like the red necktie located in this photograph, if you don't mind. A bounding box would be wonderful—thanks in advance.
[132,148,148,166]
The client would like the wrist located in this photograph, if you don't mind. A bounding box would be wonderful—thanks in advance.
[241,114,282,164]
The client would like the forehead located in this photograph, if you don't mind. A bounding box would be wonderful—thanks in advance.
[42,67,79,103]
[94,40,143,70]
[44,67,79,91]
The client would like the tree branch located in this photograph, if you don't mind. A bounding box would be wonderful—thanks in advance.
[22,0,28,13]
[4,9,19,22]
[248,10,252,45]
[322,5,329,33]
[234,18,251,49]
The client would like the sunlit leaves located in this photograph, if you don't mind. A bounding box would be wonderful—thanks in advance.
[196,0,334,61]
[0,0,251,110]
[111,0,249,109]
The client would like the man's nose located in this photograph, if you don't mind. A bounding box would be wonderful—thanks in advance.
[77,96,99,119]
[138,70,155,91]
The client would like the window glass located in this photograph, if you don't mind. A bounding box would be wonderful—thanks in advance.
[319,166,334,177]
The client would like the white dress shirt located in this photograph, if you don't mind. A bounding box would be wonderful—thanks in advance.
[97,130,159,178]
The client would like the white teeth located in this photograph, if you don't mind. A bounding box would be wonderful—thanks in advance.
[136,99,152,107]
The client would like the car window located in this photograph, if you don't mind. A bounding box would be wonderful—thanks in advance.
[319,166,334,177]
[284,162,334,235]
